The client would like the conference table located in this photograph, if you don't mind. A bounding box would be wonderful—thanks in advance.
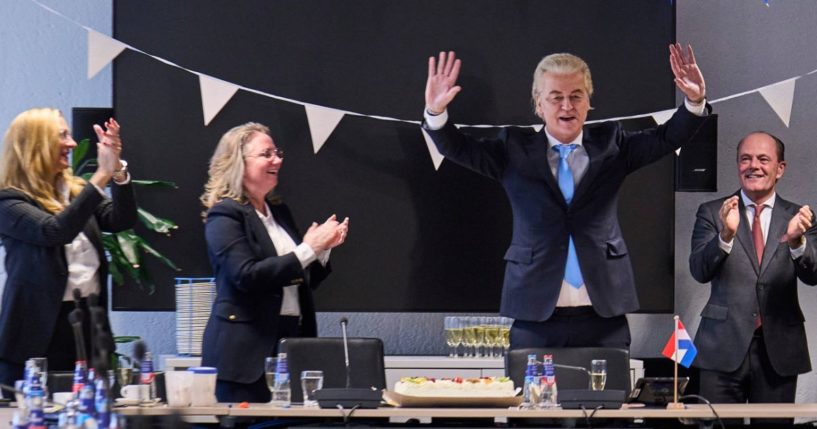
[4,401,817,428]
[112,402,817,427]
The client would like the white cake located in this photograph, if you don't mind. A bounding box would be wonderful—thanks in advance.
[394,376,516,397]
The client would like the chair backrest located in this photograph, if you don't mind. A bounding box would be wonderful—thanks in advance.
[278,337,386,403]
[506,347,630,396]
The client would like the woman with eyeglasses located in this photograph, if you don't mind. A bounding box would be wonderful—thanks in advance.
[200,122,349,403]
[0,108,136,395]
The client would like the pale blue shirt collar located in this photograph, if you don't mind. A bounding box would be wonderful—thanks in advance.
[740,190,776,211]
[544,127,583,150]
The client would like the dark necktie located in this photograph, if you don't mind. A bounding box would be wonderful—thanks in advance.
[751,204,765,265]
[751,203,764,329]
[555,144,582,288]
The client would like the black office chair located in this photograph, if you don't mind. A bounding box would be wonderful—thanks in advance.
[278,337,386,403]
[506,347,631,396]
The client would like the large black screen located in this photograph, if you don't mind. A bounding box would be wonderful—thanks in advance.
[113,0,676,312]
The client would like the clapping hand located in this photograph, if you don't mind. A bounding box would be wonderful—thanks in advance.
[93,118,123,174]
[669,43,706,104]
[425,51,462,115]
[719,196,740,243]
[784,205,813,248]
[304,214,350,253]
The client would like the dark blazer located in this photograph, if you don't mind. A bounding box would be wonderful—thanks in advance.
[689,193,817,376]
[0,182,137,363]
[423,105,712,321]
[201,198,330,384]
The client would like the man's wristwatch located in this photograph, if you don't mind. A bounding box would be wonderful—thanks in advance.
[112,159,129,183]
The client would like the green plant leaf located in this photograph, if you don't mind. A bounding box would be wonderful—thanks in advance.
[116,230,143,268]
[132,179,177,188]
[134,235,181,271]
[72,138,90,171]
[137,208,178,235]
[114,336,141,343]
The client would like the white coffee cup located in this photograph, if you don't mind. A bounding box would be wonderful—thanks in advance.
[52,391,74,405]
[120,384,149,401]
[164,371,193,407]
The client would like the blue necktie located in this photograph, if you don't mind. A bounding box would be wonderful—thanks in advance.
[555,144,583,288]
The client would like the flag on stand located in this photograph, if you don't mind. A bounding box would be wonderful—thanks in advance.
[661,319,698,368]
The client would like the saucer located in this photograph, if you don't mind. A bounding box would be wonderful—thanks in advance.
[114,398,140,406]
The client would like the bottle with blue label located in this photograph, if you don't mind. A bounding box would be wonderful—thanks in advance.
[95,376,111,428]
[26,381,45,429]
[539,354,558,408]
[72,360,88,394]
[140,351,156,400]
[271,352,291,406]
[522,354,539,407]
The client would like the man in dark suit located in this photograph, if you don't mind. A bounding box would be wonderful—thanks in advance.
[422,45,711,349]
[690,131,817,404]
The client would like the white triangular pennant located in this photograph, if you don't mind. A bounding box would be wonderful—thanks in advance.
[532,124,544,132]
[87,30,127,79]
[421,129,445,170]
[199,75,239,126]
[304,105,345,153]
[758,79,796,127]
[651,109,676,126]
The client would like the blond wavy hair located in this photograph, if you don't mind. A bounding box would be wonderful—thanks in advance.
[200,122,274,213]
[0,108,85,213]
[531,53,594,112]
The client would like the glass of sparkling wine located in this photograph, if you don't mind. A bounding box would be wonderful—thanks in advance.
[500,317,512,356]
[483,318,500,358]
[462,317,476,357]
[117,356,134,388]
[444,316,463,357]
[472,317,486,358]
[591,359,607,391]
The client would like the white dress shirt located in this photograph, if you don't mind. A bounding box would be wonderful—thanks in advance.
[718,191,806,259]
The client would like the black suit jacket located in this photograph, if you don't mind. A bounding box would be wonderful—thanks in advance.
[690,193,817,376]
[0,182,137,363]
[201,198,330,384]
[423,105,712,321]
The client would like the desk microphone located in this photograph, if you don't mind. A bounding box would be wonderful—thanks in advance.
[340,317,351,388]
[551,364,626,410]
[312,317,381,409]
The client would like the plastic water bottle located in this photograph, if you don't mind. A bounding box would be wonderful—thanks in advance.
[76,383,95,426]
[539,354,558,408]
[26,381,45,429]
[140,351,156,400]
[72,360,88,394]
[522,354,539,407]
[95,376,111,428]
[271,352,291,406]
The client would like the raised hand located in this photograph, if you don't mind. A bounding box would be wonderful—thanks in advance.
[425,51,462,114]
[784,205,813,248]
[93,118,123,170]
[669,43,706,104]
[719,196,740,242]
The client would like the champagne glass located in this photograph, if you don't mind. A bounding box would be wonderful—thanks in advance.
[462,317,476,358]
[444,316,463,357]
[264,357,277,402]
[484,317,500,358]
[500,317,512,356]
[472,317,486,358]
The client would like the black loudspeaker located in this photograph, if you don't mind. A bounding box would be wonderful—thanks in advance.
[71,107,114,173]
[675,114,718,192]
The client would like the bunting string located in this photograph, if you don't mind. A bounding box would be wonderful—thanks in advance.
[28,0,815,166]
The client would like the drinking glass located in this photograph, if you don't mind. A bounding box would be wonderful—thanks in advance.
[444,316,463,357]
[500,317,512,356]
[264,357,277,400]
[483,317,500,358]
[117,356,134,388]
[591,359,607,391]
[472,317,486,358]
[462,317,476,358]
[300,370,324,407]
[29,357,48,396]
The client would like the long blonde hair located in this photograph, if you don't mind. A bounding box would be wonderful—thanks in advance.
[200,122,273,212]
[0,108,85,213]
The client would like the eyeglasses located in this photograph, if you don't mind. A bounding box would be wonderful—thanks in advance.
[246,148,284,160]
[544,94,587,107]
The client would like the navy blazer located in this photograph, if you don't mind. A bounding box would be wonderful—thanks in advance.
[0,182,137,363]
[690,193,817,376]
[423,105,712,321]
[201,198,330,384]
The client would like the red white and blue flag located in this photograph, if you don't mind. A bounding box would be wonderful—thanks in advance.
[661,318,697,368]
